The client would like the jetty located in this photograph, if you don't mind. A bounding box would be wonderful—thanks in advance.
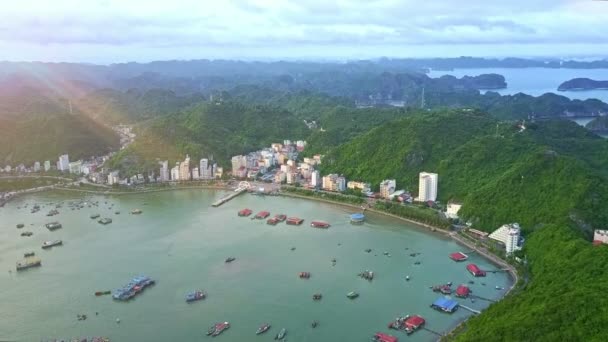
[212,188,246,207]
[459,305,481,314]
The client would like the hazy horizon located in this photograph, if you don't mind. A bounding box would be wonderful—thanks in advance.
[1,0,607,64]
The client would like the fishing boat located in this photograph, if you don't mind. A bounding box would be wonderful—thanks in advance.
[16,257,41,271]
[95,290,111,296]
[286,217,304,225]
[41,240,62,249]
[130,209,143,215]
[256,323,271,335]
[225,257,236,263]
[312,293,322,301]
[299,272,311,279]
[90,214,100,219]
[98,218,113,225]
[431,284,452,295]
[185,290,207,303]
[112,275,155,301]
[21,231,33,237]
[211,322,230,337]
[346,291,359,299]
[311,320,319,328]
[16,223,24,229]
[45,222,62,230]
[238,208,252,217]
[274,328,286,340]
[310,220,330,228]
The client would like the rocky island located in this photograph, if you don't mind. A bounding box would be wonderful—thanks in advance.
[558,78,608,91]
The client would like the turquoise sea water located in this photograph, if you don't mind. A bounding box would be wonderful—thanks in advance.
[428,67,608,103]
[0,190,512,342]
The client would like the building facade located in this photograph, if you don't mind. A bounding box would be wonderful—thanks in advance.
[379,179,396,199]
[57,154,70,172]
[418,172,438,202]
[489,223,522,255]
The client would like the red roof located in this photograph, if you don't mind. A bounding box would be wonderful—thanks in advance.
[455,285,470,297]
[374,332,398,342]
[405,315,425,328]
[467,263,486,276]
[450,252,468,261]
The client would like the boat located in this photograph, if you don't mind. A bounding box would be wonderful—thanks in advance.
[350,212,365,224]
[24,252,35,257]
[254,211,270,219]
[431,284,452,295]
[45,222,62,230]
[98,218,113,225]
[130,209,143,215]
[211,322,230,337]
[115,211,121,215]
[256,323,271,335]
[267,217,279,225]
[95,290,111,296]
[185,290,207,303]
[16,257,41,271]
[358,270,374,281]
[286,217,304,225]
[238,208,252,217]
[90,214,100,219]
[46,209,59,216]
[112,275,155,301]
[372,332,398,342]
[405,275,410,281]
[274,214,287,222]
[311,320,318,328]
[346,291,359,299]
[21,231,33,237]
[299,272,311,279]
[312,293,322,301]
[225,257,236,263]
[274,328,286,340]
[365,248,372,253]
[16,223,24,229]
[42,240,62,249]
[310,220,330,228]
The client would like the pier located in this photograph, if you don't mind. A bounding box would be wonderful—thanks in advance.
[459,305,481,314]
[212,188,246,207]
[421,327,444,337]
[470,294,496,303]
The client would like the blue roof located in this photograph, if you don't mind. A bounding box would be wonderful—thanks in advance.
[351,213,365,219]
[433,297,459,311]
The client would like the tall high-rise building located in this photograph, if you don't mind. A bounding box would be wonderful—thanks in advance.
[179,155,191,181]
[43,160,51,172]
[489,223,522,255]
[311,170,320,188]
[192,167,200,180]
[33,161,41,172]
[418,172,438,202]
[231,155,247,173]
[57,154,70,171]
[171,163,180,181]
[159,160,169,182]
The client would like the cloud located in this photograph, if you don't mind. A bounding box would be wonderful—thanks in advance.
[0,0,606,61]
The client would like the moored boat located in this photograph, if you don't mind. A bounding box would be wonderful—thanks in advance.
[45,222,62,230]
[16,257,41,271]
[130,209,143,215]
[256,323,271,335]
[346,291,359,299]
[286,217,304,225]
[185,290,207,303]
[42,240,62,249]
[274,328,286,340]
[21,231,33,237]
[310,221,330,228]
[98,218,113,225]
[225,257,236,263]
[312,293,322,301]
[210,321,230,337]
[359,270,374,281]
[238,208,252,217]
[90,214,100,219]
[299,272,311,279]
[254,211,270,219]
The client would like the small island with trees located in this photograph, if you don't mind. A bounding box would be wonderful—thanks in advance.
[558,78,608,91]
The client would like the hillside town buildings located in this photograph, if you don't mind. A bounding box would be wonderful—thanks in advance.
[489,223,523,255]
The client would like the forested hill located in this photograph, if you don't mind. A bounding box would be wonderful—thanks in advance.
[106,100,309,174]
[320,110,608,234]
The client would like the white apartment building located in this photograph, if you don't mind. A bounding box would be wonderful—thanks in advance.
[68,161,82,174]
[418,172,438,202]
[159,160,169,182]
[44,160,51,172]
[33,162,40,172]
[445,202,462,219]
[57,154,70,172]
[489,223,522,255]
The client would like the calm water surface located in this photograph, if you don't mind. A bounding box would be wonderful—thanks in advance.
[429,68,608,103]
[0,190,512,342]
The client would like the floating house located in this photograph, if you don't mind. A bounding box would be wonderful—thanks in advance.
[449,252,468,262]
[350,213,365,223]
[431,297,459,313]
[455,285,471,298]
[467,263,486,277]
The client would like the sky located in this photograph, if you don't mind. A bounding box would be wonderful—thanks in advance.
[0,0,607,64]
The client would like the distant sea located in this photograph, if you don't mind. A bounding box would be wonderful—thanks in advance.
[428,68,608,104]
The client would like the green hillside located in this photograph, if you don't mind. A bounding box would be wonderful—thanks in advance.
[107,100,309,174]
[0,95,119,166]
[320,110,608,235]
